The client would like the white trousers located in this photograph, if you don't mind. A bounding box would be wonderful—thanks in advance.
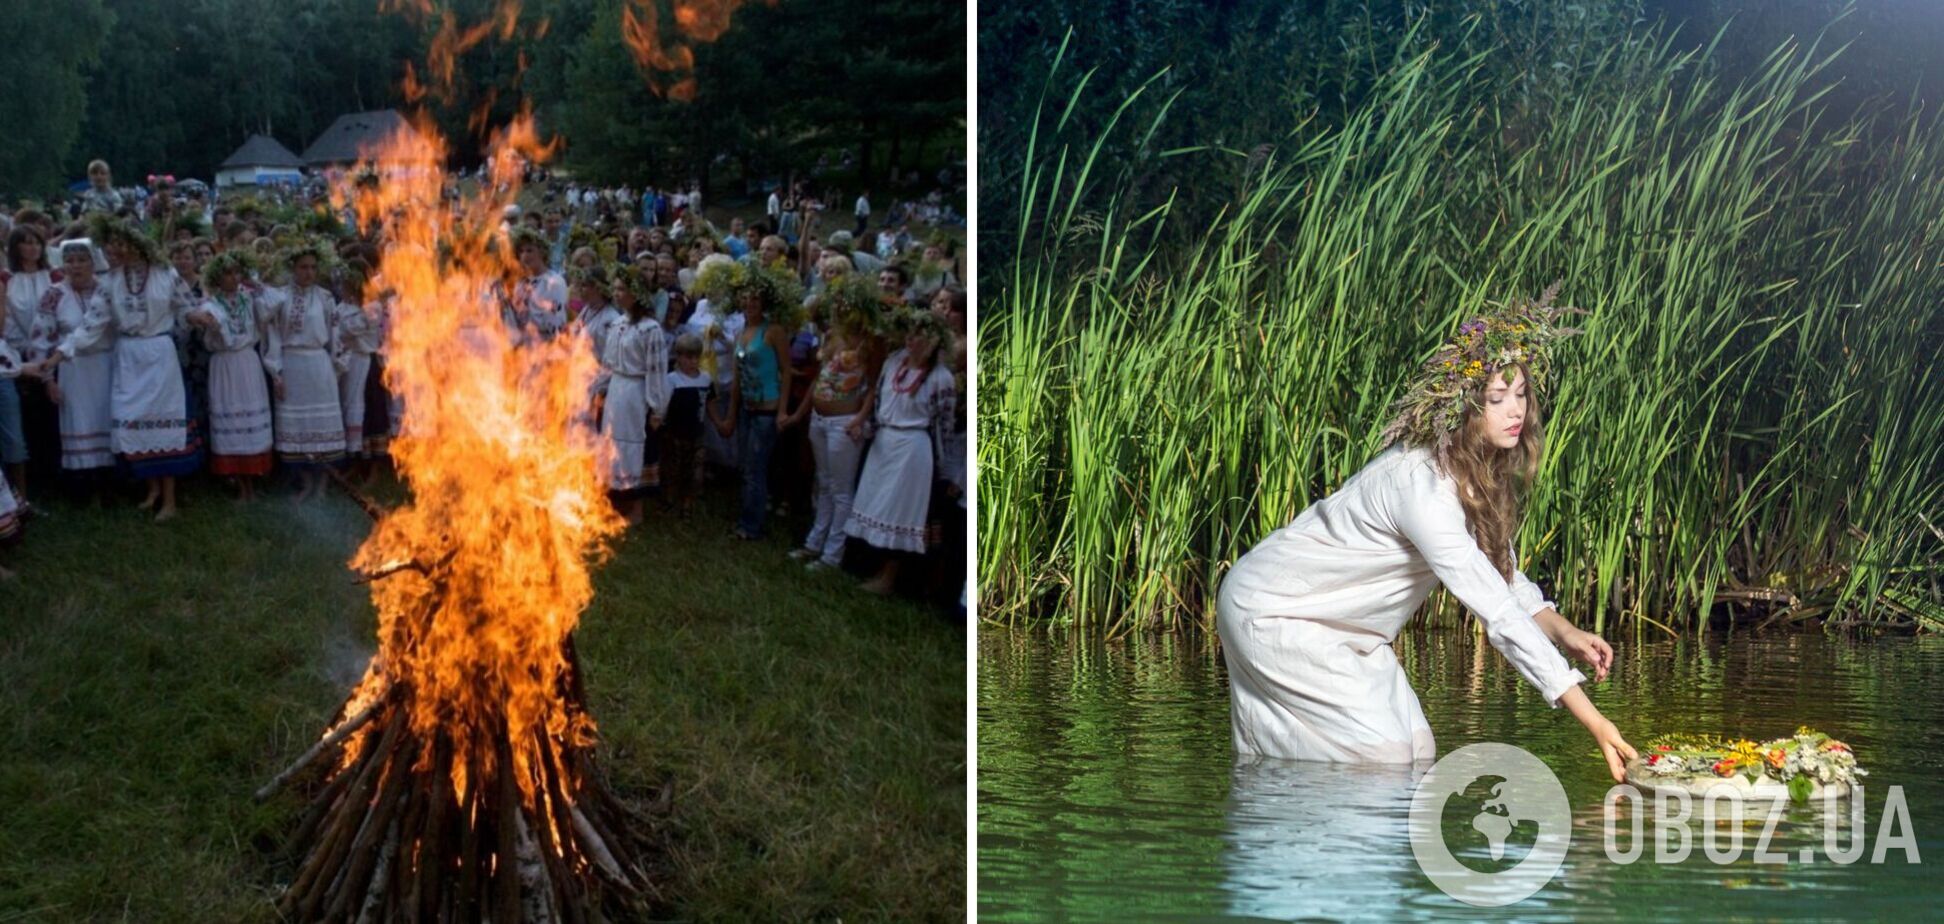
[803,409,867,564]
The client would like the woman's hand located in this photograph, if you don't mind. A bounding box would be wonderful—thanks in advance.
[46,379,63,405]
[1590,717,1639,784]
[1556,627,1613,682]
[1558,686,1637,783]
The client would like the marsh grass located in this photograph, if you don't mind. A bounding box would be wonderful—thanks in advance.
[980,14,1944,634]
[0,476,963,921]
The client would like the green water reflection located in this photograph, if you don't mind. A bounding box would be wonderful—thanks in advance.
[977,630,1942,921]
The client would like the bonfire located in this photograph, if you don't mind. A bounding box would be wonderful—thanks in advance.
[256,113,661,922]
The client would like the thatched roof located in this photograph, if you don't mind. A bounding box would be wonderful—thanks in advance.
[220,133,304,169]
[301,110,420,166]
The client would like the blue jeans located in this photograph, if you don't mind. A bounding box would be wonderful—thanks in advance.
[736,410,779,536]
[0,378,25,465]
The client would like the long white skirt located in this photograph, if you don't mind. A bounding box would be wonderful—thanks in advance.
[1215,579,1437,764]
[206,348,273,456]
[110,334,188,456]
[57,349,115,470]
[339,352,371,454]
[275,347,345,462]
[845,424,931,554]
[600,374,651,491]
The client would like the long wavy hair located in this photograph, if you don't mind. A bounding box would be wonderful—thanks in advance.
[1443,362,1545,580]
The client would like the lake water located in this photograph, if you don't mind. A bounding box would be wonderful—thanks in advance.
[978,629,1943,921]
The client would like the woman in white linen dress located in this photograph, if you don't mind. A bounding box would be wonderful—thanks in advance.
[263,246,345,502]
[75,216,203,520]
[845,310,955,595]
[1216,292,1638,782]
[34,241,117,481]
[595,267,670,525]
[191,252,274,497]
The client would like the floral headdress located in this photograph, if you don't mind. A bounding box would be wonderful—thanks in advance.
[891,306,950,344]
[692,258,805,328]
[87,212,162,265]
[612,263,656,306]
[507,226,549,262]
[817,272,894,337]
[1379,282,1586,468]
[199,250,255,292]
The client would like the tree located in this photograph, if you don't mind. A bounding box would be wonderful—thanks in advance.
[0,1,112,195]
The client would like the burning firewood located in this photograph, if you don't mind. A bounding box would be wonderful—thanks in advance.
[261,110,668,921]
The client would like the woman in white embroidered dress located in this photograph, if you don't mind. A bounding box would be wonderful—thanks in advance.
[264,245,345,503]
[191,252,274,499]
[845,309,955,596]
[1216,291,1637,781]
[3,223,57,505]
[595,266,670,526]
[334,267,386,480]
[32,241,117,494]
[85,216,203,520]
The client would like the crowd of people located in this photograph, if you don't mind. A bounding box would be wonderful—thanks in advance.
[0,160,968,606]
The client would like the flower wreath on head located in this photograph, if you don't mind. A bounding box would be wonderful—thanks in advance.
[611,263,656,308]
[199,249,256,294]
[86,211,163,265]
[507,226,550,265]
[817,272,894,338]
[1378,281,1587,471]
[692,258,805,330]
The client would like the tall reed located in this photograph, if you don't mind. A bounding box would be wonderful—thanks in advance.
[979,15,1944,635]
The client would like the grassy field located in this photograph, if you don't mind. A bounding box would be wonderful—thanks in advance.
[0,474,964,921]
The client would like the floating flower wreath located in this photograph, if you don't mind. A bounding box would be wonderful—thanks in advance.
[1636,726,1866,804]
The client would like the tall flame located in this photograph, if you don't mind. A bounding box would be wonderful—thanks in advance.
[336,111,619,804]
[620,0,771,101]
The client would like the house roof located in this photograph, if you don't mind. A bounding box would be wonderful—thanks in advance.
[219,133,305,169]
[301,110,420,166]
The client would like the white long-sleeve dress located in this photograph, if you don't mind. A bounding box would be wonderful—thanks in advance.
[596,314,670,493]
[263,284,345,464]
[845,349,955,554]
[334,300,385,455]
[98,264,201,474]
[35,281,116,470]
[194,289,274,469]
[1215,443,1586,763]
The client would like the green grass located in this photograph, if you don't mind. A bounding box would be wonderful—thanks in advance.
[0,475,964,922]
[979,12,1944,635]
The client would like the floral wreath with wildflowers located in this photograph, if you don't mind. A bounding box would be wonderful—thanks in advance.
[1635,726,1866,804]
[817,272,895,338]
[1379,281,1587,470]
[692,259,804,329]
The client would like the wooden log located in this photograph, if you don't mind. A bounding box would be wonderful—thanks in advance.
[257,695,388,803]
[284,762,353,860]
[455,750,483,923]
[494,735,523,924]
[328,738,417,920]
[279,708,400,918]
[515,813,560,924]
[417,735,452,924]
[298,707,407,920]
[353,806,404,924]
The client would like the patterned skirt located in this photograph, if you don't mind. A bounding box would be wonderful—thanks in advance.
[112,335,202,478]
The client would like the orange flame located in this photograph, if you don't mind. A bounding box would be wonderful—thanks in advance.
[620,0,773,101]
[335,110,620,803]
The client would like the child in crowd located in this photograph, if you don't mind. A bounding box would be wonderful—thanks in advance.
[662,333,719,519]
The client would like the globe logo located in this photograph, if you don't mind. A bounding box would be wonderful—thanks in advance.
[1409,743,1572,906]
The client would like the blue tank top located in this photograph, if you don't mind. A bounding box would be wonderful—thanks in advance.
[736,321,781,405]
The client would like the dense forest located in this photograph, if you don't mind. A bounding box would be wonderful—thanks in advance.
[0,0,964,197]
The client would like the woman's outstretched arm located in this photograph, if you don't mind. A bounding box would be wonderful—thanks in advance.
[1558,685,1637,782]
